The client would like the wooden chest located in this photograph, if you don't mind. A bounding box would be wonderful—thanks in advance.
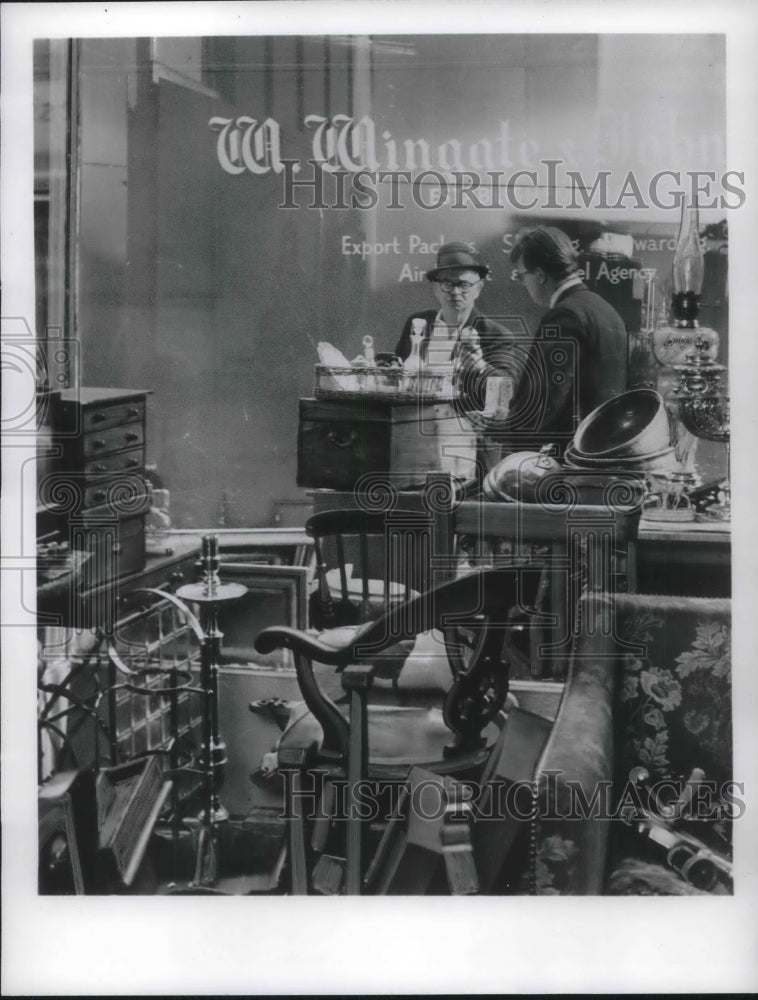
[297,396,477,490]
[48,388,152,586]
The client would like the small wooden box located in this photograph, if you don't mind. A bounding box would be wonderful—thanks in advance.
[297,397,476,490]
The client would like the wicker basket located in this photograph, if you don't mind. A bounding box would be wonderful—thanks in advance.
[314,364,456,403]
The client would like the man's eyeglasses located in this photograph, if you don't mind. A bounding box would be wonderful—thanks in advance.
[436,279,481,293]
[511,268,532,284]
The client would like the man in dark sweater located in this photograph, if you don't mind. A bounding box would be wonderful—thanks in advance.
[503,226,628,456]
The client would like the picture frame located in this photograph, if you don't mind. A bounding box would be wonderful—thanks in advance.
[216,561,310,670]
[168,527,315,573]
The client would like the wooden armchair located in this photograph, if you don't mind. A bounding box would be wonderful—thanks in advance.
[529,591,733,895]
[254,567,540,895]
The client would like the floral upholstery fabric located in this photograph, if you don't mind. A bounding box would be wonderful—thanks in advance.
[530,592,732,895]
[614,596,732,788]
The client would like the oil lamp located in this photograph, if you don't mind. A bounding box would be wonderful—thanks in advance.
[651,199,720,478]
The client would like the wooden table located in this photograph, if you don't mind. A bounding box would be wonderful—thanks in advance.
[311,489,731,599]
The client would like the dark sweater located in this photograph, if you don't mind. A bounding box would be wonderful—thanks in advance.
[500,283,628,454]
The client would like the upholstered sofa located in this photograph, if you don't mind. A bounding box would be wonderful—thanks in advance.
[527,592,732,895]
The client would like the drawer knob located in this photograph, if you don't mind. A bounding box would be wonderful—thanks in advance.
[127,407,140,417]
[126,458,140,469]
[169,571,184,588]
[93,463,106,472]
[126,432,139,443]
[92,490,107,503]
[327,430,358,449]
[93,438,107,449]
[92,412,107,423]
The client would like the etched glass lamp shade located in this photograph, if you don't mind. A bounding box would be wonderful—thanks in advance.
[671,203,706,325]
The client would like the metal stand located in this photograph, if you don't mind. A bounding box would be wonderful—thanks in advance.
[175,534,246,888]
[674,338,730,524]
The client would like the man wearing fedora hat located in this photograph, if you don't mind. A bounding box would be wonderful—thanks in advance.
[395,242,522,420]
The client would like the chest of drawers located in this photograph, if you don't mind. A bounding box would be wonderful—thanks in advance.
[52,388,152,586]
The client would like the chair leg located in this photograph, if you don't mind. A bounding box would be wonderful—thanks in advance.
[342,664,372,895]
[440,782,479,895]
[278,745,315,895]
[311,852,345,895]
[364,784,410,893]
[311,779,337,854]
[367,768,479,895]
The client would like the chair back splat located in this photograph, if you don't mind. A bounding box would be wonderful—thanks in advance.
[306,507,438,632]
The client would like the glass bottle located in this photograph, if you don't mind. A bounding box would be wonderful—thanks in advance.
[403,320,426,381]
[362,334,376,367]
[362,335,376,390]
